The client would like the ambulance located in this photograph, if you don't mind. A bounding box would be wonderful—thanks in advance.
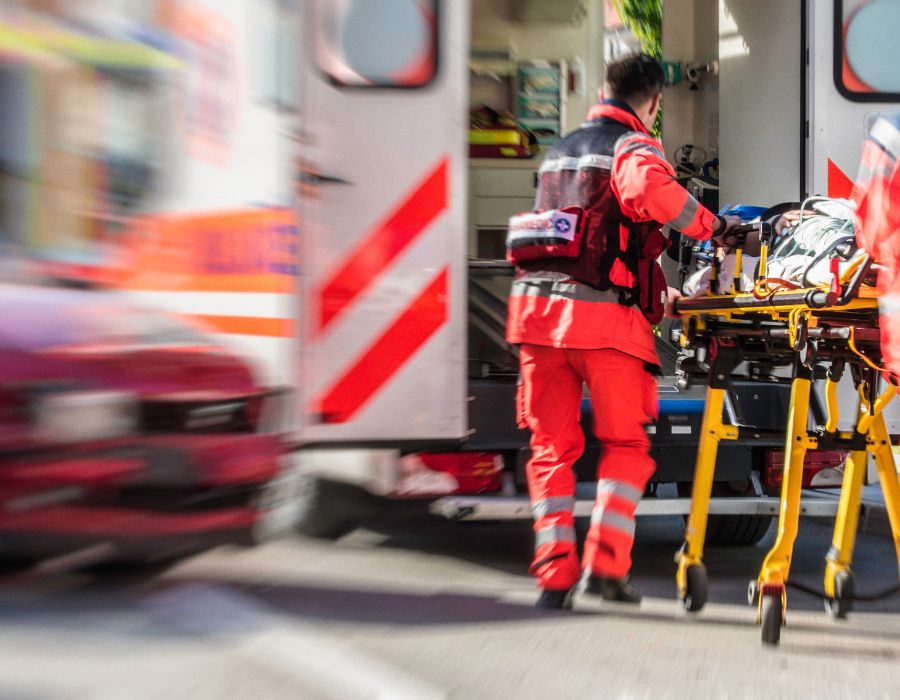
[10,0,895,544]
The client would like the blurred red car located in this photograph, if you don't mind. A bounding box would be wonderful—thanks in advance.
[0,281,284,564]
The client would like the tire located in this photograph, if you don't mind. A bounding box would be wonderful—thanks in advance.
[760,593,783,646]
[678,481,773,547]
[294,475,381,539]
[84,560,173,581]
[681,564,709,613]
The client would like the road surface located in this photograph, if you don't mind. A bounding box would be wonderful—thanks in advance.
[1,514,899,699]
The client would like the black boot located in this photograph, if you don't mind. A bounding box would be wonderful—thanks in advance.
[535,587,574,610]
[582,575,642,604]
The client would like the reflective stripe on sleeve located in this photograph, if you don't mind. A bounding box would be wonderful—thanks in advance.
[596,479,643,508]
[870,117,900,161]
[615,139,666,161]
[668,195,701,231]
[535,524,576,548]
[532,496,576,519]
[589,508,636,538]
[857,160,896,185]
[879,293,900,316]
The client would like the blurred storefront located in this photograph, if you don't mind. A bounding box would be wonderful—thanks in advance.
[0,0,177,271]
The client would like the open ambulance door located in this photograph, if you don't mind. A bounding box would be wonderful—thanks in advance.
[806,0,900,198]
[297,1,469,445]
[806,0,900,439]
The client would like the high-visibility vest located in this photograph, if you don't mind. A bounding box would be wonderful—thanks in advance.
[506,101,717,365]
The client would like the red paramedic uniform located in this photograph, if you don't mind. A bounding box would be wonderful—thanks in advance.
[852,113,900,380]
[507,100,719,591]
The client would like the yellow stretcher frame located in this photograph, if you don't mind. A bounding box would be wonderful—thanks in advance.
[672,247,900,646]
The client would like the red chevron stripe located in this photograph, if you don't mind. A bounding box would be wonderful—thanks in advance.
[316,157,449,335]
[316,267,449,423]
[828,158,854,200]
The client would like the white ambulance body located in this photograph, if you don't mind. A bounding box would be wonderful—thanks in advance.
[807,0,900,201]
[286,0,854,533]
[51,0,893,535]
[720,0,900,205]
[719,0,900,436]
[113,0,469,448]
[297,0,469,445]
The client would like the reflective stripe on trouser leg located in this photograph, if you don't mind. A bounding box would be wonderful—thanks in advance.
[583,481,639,579]
[532,496,576,519]
[519,344,584,590]
[569,348,657,579]
[534,523,577,547]
[530,501,579,590]
[531,515,579,589]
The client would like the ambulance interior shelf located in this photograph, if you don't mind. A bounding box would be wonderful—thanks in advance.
[469,105,539,159]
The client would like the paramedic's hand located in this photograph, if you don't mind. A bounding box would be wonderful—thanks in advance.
[664,286,683,318]
[711,214,743,250]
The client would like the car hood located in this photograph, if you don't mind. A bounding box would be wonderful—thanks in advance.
[0,282,259,410]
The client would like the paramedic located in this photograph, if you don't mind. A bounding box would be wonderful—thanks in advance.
[506,52,740,610]
[852,113,900,381]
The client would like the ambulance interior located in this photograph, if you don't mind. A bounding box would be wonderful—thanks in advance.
[464,0,721,379]
[464,0,798,373]
[462,3,837,508]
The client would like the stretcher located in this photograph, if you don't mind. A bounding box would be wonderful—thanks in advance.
[671,222,900,646]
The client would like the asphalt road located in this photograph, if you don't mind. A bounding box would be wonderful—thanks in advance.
[2,513,900,699]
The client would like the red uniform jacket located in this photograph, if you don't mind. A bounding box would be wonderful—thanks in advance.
[506,100,718,365]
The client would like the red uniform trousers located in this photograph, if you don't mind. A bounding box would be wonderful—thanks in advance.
[518,343,658,590]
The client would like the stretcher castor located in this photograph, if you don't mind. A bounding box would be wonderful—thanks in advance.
[824,570,854,620]
[760,590,784,646]
[680,563,709,612]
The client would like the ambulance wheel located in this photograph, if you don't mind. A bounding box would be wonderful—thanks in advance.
[677,482,772,546]
[681,564,708,613]
[760,593,783,646]
[825,571,854,620]
[294,475,377,539]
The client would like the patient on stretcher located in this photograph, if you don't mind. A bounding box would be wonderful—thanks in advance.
[681,198,869,297]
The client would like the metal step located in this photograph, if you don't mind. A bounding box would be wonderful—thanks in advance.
[430,492,842,521]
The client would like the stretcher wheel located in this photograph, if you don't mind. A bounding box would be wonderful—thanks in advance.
[825,571,854,620]
[681,564,708,612]
[760,593,783,646]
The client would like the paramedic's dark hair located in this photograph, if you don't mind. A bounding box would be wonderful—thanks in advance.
[605,53,664,104]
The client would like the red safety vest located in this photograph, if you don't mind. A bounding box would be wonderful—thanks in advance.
[506,101,717,365]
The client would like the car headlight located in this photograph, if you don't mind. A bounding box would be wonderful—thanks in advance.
[33,390,139,443]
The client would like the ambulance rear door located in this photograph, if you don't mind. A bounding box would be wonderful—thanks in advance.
[806,0,900,198]
[806,0,900,438]
[298,0,469,444]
